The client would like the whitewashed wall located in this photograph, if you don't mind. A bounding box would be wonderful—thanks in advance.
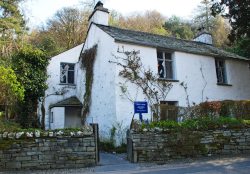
[113,43,250,130]
[43,44,83,129]
[41,24,250,144]
[50,107,65,129]
[77,24,118,138]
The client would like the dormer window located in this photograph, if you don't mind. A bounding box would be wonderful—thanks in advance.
[60,63,75,84]
[157,51,174,80]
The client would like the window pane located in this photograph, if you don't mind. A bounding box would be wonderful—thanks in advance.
[157,51,163,59]
[60,63,75,84]
[158,60,164,78]
[68,71,74,84]
[60,75,66,83]
[68,64,75,70]
[165,53,172,60]
[215,59,226,83]
[165,61,173,79]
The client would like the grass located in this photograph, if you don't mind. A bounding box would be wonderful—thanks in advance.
[0,115,22,133]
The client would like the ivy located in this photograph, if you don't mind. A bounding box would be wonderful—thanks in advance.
[80,45,97,120]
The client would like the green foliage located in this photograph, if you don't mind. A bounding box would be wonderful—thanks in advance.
[193,0,214,31]
[29,33,64,58]
[99,141,127,153]
[28,7,90,57]
[0,65,24,105]
[0,116,22,133]
[164,16,194,40]
[11,45,49,128]
[211,0,250,58]
[110,10,170,36]
[211,0,249,42]
[80,45,97,121]
[0,0,26,57]
[142,117,250,131]
[227,37,250,58]
[193,100,250,120]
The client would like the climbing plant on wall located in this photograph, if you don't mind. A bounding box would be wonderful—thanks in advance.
[80,45,97,121]
[110,50,172,121]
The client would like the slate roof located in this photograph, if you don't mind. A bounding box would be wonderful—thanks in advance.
[50,96,82,108]
[95,24,249,61]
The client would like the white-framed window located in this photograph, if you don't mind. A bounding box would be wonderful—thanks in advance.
[157,51,174,79]
[60,63,75,84]
[215,59,227,84]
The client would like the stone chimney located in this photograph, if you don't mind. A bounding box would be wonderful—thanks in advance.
[88,1,109,26]
[193,27,213,45]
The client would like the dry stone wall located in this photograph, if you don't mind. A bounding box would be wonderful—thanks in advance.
[0,125,98,171]
[127,128,250,163]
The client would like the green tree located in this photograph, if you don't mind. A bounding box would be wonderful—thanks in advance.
[211,16,230,48]
[28,30,64,57]
[46,7,89,50]
[0,65,24,120]
[0,0,26,58]
[211,0,249,42]
[12,45,49,128]
[211,0,250,57]
[192,0,231,48]
[28,7,89,57]
[164,16,194,40]
[111,10,170,36]
[193,0,214,31]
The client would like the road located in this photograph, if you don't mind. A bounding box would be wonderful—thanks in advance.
[2,153,250,174]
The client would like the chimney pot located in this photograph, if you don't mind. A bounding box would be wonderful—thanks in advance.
[88,1,109,26]
[94,1,103,9]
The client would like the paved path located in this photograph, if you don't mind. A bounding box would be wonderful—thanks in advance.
[2,153,250,174]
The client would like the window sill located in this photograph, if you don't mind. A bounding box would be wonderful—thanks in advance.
[158,79,179,82]
[59,83,76,86]
[217,83,232,87]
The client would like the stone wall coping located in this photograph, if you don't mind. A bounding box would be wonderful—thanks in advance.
[129,127,250,134]
[0,125,93,140]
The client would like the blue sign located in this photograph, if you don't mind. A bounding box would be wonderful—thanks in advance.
[134,101,148,114]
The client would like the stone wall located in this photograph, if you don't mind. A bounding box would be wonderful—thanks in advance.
[127,128,250,163]
[0,125,99,171]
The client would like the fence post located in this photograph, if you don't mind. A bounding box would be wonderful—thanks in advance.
[90,123,99,164]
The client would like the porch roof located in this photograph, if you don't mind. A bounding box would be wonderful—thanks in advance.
[50,96,82,108]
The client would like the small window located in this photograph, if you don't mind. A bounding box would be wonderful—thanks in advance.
[157,51,174,79]
[215,59,227,84]
[50,112,54,123]
[159,101,178,121]
[60,63,75,84]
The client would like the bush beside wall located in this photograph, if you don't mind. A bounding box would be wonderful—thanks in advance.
[190,100,250,119]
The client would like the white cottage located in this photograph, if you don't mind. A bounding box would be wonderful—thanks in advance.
[39,2,250,140]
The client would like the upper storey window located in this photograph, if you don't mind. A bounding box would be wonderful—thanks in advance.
[157,51,174,80]
[60,63,75,84]
[215,59,227,84]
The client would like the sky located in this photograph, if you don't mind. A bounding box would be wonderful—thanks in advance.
[21,0,203,30]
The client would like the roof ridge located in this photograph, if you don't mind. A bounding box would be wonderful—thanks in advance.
[94,23,249,60]
[94,23,216,47]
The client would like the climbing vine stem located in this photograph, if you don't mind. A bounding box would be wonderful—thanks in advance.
[80,44,98,121]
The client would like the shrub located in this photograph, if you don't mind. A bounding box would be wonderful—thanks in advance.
[141,116,250,131]
[189,100,250,120]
